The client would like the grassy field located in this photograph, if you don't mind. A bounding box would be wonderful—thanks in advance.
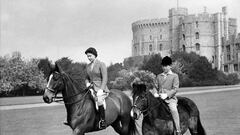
[0,88,240,135]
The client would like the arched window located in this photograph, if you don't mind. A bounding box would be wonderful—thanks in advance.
[182,45,186,52]
[149,44,153,52]
[195,43,200,51]
[196,21,199,28]
[150,35,152,40]
[182,23,185,29]
[160,35,162,39]
[158,44,163,51]
[195,32,199,39]
[183,34,185,40]
[134,45,138,54]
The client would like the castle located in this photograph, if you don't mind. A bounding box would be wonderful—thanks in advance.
[131,6,240,73]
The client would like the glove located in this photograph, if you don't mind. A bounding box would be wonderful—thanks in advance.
[97,89,104,96]
[160,93,168,100]
[86,82,91,87]
[153,93,160,98]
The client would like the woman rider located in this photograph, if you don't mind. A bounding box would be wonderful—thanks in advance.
[85,47,109,129]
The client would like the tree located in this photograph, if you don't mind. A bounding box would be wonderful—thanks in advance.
[189,56,216,82]
[107,63,124,83]
[0,52,46,96]
[140,54,163,75]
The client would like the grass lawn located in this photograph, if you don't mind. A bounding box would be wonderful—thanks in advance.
[0,88,240,135]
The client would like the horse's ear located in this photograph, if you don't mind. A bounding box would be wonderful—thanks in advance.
[55,62,64,73]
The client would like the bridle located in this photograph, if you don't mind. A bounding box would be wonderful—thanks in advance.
[132,92,162,118]
[45,72,91,104]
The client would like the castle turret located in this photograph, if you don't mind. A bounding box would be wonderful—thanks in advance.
[132,18,169,56]
[169,7,188,53]
[222,6,229,40]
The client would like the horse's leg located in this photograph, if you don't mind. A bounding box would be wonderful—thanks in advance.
[111,117,130,135]
[188,116,198,135]
[119,116,131,135]
[188,116,206,135]
[111,118,122,135]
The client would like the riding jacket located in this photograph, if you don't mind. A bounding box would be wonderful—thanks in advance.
[85,59,109,93]
[156,70,179,103]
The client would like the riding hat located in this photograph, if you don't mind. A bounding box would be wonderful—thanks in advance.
[161,56,172,66]
[85,47,98,57]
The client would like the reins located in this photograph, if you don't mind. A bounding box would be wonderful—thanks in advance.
[45,77,92,105]
[133,93,163,118]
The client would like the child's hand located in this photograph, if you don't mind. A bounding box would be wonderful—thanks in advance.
[160,93,168,100]
[153,93,160,98]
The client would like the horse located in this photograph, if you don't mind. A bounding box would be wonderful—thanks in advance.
[130,84,206,135]
[42,62,137,135]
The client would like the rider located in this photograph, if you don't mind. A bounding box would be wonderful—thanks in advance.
[85,47,109,129]
[153,56,181,135]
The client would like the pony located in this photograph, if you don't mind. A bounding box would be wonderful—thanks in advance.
[42,62,137,135]
[131,84,206,135]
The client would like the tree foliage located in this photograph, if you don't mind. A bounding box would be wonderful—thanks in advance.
[0,52,46,96]
[107,63,124,84]
[140,54,163,75]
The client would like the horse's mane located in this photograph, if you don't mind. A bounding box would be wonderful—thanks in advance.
[132,83,147,97]
[56,61,87,91]
[132,83,172,120]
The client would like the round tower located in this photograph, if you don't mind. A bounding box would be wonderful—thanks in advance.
[132,18,169,56]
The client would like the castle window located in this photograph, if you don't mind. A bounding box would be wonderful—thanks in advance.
[212,56,215,63]
[235,43,240,50]
[227,54,231,61]
[182,23,185,29]
[134,45,138,54]
[149,44,153,52]
[182,45,186,52]
[158,44,163,51]
[196,21,199,28]
[183,34,185,40]
[195,32,199,39]
[150,35,152,40]
[234,64,238,71]
[141,45,144,54]
[224,65,228,72]
[195,43,200,51]
[226,45,230,52]
[160,35,162,39]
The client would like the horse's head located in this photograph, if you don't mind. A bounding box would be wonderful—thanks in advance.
[130,83,149,120]
[43,63,65,104]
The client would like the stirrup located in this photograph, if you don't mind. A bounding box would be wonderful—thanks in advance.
[98,119,106,129]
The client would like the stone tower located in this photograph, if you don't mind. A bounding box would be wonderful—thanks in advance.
[169,7,188,53]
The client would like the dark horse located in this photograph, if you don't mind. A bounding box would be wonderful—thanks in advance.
[131,84,206,135]
[42,62,137,135]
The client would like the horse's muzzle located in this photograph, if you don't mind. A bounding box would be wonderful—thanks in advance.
[43,95,53,104]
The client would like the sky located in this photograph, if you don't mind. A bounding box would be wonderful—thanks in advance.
[1,0,240,65]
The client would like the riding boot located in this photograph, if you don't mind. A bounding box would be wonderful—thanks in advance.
[98,105,106,129]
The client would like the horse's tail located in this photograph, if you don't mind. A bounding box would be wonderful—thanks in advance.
[128,118,138,135]
[197,115,206,135]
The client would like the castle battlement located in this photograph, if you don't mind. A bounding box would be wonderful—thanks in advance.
[131,6,238,72]
[132,18,169,31]
[183,13,215,23]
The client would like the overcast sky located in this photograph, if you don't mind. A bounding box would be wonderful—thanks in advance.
[1,0,240,65]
